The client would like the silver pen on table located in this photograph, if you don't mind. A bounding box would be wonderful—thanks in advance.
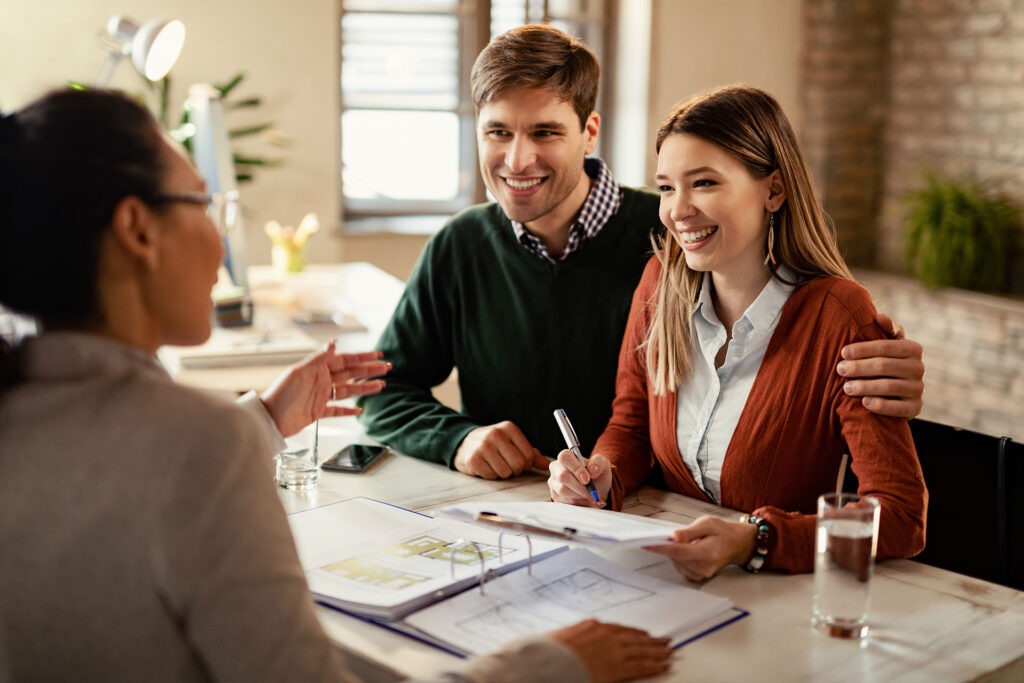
[553,408,601,504]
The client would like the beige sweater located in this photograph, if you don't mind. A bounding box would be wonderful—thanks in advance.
[0,333,587,683]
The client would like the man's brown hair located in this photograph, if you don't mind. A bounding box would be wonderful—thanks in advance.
[470,24,599,129]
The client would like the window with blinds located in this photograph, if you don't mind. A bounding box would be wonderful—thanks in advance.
[340,0,607,227]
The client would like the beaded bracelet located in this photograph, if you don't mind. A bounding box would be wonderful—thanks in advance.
[739,514,775,573]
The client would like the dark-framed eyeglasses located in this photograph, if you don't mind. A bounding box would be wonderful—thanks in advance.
[145,190,240,237]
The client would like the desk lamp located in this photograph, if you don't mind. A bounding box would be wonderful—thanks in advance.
[96,15,186,84]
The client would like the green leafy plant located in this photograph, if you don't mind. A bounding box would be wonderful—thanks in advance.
[72,71,286,185]
[173,72,286,184]
[904,172,1021,292]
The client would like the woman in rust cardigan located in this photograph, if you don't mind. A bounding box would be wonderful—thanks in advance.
[548,86,927,578]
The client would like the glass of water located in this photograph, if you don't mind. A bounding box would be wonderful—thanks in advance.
[275,419,319,490]
[812,492,880,640]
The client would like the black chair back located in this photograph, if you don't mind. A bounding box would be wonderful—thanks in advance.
[907,418,1022,590]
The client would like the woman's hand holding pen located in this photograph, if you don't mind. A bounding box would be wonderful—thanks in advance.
[548,450,613,508]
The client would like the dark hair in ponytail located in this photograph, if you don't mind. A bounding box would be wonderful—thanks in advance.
[0,87,167,326]
[0,88,167,386]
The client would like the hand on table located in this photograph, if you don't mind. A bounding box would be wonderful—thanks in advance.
[550,619,672,683]
[838,313,925,419]
[453,421,549,479]
[547,450,612,508]
[645,516,756,582]
[260,341,390,437]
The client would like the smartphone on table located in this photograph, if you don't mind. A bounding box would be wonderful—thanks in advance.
[320,444,389,473]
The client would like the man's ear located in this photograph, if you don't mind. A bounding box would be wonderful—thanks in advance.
[583,111,600,155]
[766,170,787,212]
[109,196,159,270]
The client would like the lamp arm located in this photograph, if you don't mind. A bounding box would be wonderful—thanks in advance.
[95,52,125,87]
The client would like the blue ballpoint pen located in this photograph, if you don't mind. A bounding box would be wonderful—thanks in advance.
[553,408,601,503]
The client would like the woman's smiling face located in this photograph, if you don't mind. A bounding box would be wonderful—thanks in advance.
[656,133,777,279]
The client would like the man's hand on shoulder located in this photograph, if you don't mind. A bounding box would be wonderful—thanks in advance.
[453,421,549,479]
[838,313,925,419]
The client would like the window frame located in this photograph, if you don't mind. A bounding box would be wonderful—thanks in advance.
[339,0,609,229]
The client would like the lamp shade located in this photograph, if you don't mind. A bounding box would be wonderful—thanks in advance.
[105,15,186,81]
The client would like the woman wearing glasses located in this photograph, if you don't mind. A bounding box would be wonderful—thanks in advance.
[0,88,670,682]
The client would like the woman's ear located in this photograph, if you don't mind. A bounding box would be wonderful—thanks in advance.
[766,169,787,212]
[109,196,159,270]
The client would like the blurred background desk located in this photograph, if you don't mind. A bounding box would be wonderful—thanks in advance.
[281,423,1024,683]
[165,262,404,394]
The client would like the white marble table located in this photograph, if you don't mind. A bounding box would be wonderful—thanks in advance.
[280,420,1024,683]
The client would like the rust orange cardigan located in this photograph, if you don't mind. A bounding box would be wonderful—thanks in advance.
[597,258,928,573]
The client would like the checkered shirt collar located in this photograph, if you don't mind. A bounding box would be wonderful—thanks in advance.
[512,157,623,263]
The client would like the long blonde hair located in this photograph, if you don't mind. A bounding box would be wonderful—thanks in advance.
[645,85,853,395]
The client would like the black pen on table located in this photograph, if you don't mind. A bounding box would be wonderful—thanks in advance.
[553,408,601,504]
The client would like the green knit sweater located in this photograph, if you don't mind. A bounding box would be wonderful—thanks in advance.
[358,187,660,466]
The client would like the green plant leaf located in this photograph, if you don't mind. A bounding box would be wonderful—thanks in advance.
[226,97,263,110]
[217,73,246,98]
[904,170,1021,292]
[232,154,284,167]
[229,123,275,139]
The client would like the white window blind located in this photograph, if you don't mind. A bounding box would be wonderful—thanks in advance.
[340,0,607,227]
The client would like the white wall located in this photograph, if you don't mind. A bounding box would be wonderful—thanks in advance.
[0,0,803,280]
[0,0,343,268]
[642,0,803,186]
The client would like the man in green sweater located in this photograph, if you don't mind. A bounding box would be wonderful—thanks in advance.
[358,25,926,479]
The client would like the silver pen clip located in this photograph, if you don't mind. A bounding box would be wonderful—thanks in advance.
[554,408,580,452]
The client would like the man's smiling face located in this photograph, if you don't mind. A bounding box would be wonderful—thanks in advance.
[476,86,598,235]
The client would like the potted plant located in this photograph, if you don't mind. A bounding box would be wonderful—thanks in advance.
[904,172,1021,293]
[174,72,286,184]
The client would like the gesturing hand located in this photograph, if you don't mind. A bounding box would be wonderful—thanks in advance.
[261,341,390,437]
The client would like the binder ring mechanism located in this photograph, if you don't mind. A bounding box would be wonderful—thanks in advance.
[449,510,564,595]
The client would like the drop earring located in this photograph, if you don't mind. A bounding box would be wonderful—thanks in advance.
[764,211,777,266]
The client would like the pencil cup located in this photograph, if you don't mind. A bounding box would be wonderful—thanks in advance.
[275,421,319,490]
[271,242,306,276]
[812,493,880,640]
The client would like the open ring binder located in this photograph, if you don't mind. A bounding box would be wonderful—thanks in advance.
[448,533,537,595]
[448,539,488,595]
[497,531,533,576]
[289,497,745,657]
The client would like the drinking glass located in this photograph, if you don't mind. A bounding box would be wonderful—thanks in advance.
[812,492,880,640]
[275,419,319,490]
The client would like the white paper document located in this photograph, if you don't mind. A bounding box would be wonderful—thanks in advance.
[437,500,682,548]
[288,498,566,620]
[404,547,738,655]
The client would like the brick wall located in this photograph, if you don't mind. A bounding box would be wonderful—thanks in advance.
[802,0,1024,284]
[802,0,1024,439]
[882,0,1024,286]
[858,270,1024,441]
[801,0,892,267]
